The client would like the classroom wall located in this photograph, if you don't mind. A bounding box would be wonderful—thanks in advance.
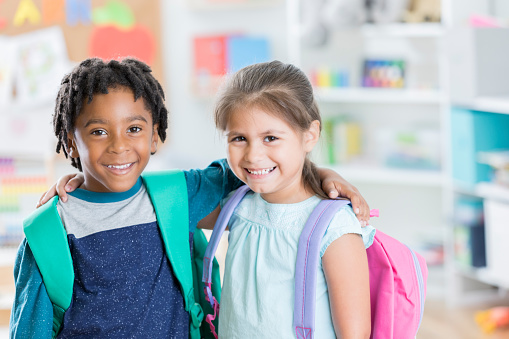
[157,0,288,170]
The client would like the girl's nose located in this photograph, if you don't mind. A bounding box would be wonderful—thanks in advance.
[245,143,263,163]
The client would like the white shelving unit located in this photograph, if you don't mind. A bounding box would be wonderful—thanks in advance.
[314,87,443,104]
[287,0,451,300]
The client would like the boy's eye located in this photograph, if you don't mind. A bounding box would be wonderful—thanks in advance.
[231,136,246,142]
[128,126,142,133]
[91,129,106,136]
[264,136,278,142]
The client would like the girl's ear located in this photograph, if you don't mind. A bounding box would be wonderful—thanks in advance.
[66,132,79,158]
[304,120,320,153]
[151,124,159,154]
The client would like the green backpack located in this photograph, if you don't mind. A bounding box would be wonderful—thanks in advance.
[23,170,222,339]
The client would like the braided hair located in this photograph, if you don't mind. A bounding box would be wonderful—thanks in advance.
[53,58,168,171]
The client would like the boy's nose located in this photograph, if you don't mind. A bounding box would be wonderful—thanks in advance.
[108,135,129,153]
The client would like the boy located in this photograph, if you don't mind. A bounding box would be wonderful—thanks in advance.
[9,58,242,338]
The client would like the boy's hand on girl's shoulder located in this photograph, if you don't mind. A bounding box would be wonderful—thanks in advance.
[319,168,370,227]
[37,173,84,207]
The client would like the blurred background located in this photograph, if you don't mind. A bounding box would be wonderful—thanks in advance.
[1,0,509,337]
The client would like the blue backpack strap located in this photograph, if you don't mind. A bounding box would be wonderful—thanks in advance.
[142,170,203,339]
[202,185,251,337]
[294,199,351,339]
[23,196,74,338]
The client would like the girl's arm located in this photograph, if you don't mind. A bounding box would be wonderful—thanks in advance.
[10,240,54,338]
[322,234,371,339]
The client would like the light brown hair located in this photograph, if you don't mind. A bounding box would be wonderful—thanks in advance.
[214,60,328,199]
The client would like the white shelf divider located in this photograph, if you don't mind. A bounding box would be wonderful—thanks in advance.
[324,164,445,186]
[314,87,443,104]
[361,23,444,38]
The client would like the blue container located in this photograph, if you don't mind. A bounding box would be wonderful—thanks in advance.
[451,108,509,187]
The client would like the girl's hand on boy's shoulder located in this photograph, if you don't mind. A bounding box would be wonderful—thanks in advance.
[319,168,370,227]
[36,173,84,207]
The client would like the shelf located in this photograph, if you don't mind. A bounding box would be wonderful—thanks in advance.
[314,87,443,104]
[324,164,444,186]
[360,23,444,38]
[455,96,509,115]
[188,0,283,11]
[476,182,509,203]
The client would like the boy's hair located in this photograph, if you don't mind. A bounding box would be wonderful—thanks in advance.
[214,60,328,199]
[53,57,168,171]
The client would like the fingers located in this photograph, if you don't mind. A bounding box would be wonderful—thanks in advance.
[348,193,371,227]
[326,181,340,199]
[36,185,58,208]
[62,175,82,193]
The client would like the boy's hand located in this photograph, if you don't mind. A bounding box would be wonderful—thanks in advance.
[319,168,370,227]
[37,173,84,207]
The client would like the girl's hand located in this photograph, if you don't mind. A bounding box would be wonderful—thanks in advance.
[36,173,84,207]
[318,168,370,227]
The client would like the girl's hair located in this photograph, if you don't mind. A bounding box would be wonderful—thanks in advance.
[53,57,168,171]
[214,60,328,199]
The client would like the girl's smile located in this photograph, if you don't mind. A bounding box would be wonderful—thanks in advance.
[225,106,319,204]
[245,166,276,176]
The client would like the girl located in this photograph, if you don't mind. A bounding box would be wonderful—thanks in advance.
[209,60,375,338]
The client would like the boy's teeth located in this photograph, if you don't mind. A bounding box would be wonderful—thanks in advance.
[108,163,131,169]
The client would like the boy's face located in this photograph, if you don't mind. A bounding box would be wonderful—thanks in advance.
[67,88,158,193]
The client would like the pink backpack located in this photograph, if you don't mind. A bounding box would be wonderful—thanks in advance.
[202,185,428,338]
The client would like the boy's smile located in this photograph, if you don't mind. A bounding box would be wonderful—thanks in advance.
[225,106,318,204]
[67,87,158,193]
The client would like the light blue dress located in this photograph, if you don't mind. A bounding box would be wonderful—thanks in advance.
[218,191,376,338]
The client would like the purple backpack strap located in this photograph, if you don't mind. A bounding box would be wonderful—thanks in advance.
[202,185,251,338]
[294,199,351,339]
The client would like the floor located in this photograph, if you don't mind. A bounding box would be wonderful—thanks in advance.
[2,301,509,338]
[419,298,509,339]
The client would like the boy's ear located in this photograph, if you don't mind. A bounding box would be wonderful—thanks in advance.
[66,132,80,158]
[304,120,320,153]
[151,124,159,154]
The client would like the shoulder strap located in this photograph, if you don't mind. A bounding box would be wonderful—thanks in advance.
[201,185,250,338]
[142,170,205,339]
[202,185,250,290]
[23,196,74,337]
[293,199,351,339]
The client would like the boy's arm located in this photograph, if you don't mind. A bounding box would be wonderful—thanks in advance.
[10,239,54,339]
[318,168,370,226]
[184,159,243,232]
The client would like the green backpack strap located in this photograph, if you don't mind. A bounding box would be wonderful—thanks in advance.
[192,229,222,339]
[23,196,73,338]
[142,170,203,339]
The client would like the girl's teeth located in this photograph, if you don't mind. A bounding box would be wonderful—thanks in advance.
[248,168,273,175]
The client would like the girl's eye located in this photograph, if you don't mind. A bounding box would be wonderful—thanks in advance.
[91,130,106,136]
[128,126,142,133]
[264,136,278,142]
[231,136,246,142]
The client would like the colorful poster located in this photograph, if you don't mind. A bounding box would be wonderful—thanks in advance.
[0,37,16,107]
[13,26,71,104]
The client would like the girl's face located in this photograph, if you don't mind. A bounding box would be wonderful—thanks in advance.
[225,106,319,204]
[67,88,158,193]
